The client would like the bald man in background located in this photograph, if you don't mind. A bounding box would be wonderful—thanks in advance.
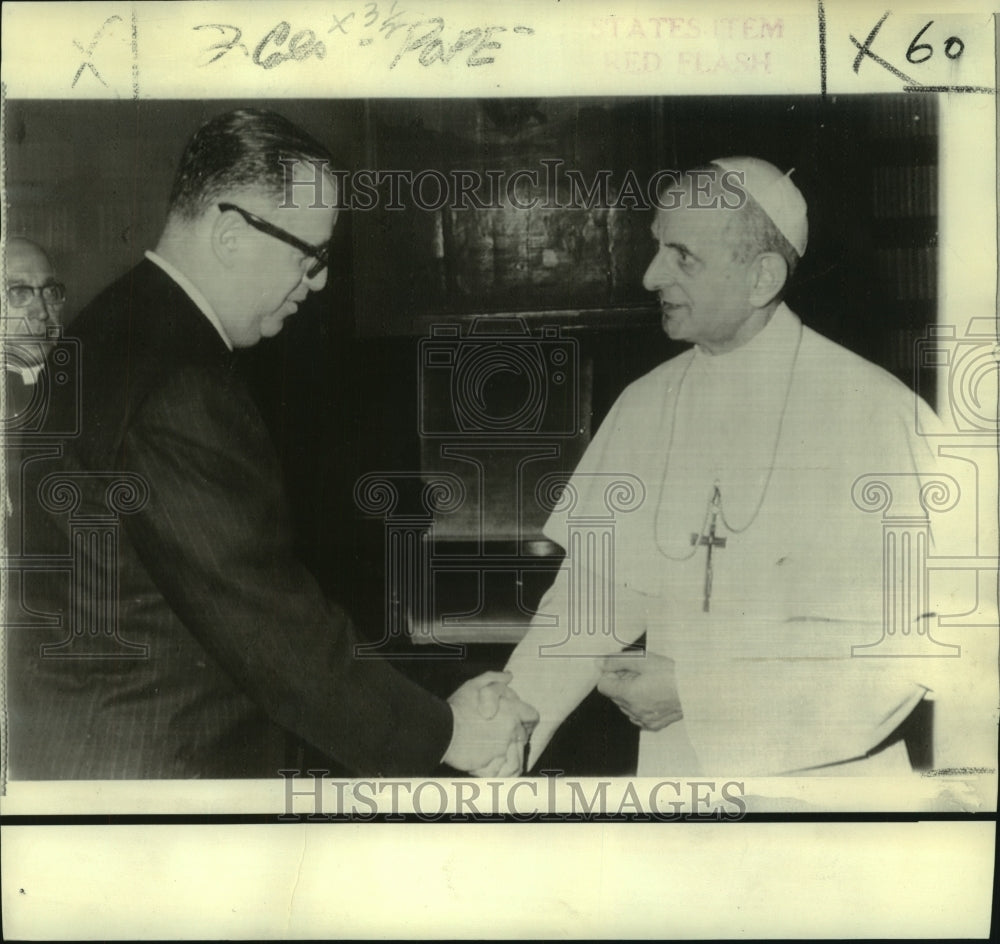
[502,158,952,778]
[3,237,68,561]
[2,237,66,422]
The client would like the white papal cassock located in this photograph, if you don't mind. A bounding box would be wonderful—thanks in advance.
[507,304,953,776]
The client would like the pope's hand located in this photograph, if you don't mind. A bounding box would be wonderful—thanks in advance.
[597,651,684,731]
[443,671,539,774]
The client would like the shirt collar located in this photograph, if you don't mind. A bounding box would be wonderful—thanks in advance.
[692,302,800,373]
[144,250,234,351]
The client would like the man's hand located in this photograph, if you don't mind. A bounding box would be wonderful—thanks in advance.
[597,651,684,731]
[443,671,539,775]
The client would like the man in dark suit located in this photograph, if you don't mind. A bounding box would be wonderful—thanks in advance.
[6,108,535,780]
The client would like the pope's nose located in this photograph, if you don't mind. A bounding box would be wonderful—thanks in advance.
[643,248,677,292]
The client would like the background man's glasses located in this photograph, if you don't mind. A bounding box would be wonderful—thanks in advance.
[6,283,67,308]
[218,203,329,279]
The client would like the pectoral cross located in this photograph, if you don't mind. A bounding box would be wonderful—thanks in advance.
[690,484,727,612]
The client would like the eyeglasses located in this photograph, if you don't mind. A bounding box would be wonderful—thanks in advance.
[218,203,329,280]
[6,282,67,308]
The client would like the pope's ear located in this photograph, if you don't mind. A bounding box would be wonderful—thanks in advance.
[212,207,244,269]
[747,252,788,308]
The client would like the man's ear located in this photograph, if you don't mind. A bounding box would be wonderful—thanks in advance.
[747,252,788,308]
[212,207,244,269]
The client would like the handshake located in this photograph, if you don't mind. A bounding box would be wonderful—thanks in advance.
[442,672,539,777]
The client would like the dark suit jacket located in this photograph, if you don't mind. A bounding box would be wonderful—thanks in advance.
[7,260,452,779]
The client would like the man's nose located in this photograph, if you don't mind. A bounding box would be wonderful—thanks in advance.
[642,248,675,292]
[23,294,51,327]
[304,267,328,292]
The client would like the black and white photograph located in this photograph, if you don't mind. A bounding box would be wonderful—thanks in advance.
[1,0,996,938]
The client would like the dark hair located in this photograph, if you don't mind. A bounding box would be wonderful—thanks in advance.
[167,108,333,219]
